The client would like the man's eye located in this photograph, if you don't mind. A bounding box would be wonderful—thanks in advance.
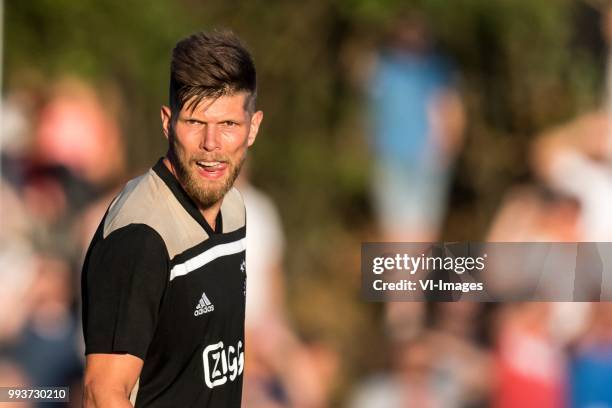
[223,121,237,127]
[186,119,202,125]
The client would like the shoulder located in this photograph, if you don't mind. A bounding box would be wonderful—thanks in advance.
[103,169,170,237]
[100,223,167,252]
[221,187,246,233]
[86,222,169,275]
[101,168,206,258]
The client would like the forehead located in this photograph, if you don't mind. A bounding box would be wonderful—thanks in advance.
[181,92,249,118]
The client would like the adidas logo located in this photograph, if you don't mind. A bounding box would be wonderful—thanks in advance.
[194,292,215,316]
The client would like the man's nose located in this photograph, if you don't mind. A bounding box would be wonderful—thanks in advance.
[200,125,219,151]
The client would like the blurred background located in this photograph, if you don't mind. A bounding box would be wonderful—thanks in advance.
[3,0,612,407]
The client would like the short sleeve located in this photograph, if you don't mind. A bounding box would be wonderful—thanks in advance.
[81,223,169,359]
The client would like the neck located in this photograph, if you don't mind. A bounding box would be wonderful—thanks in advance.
[163,156,223,231]
[201,203,222,231]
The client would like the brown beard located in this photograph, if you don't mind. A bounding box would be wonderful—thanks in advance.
[168,126,246,209]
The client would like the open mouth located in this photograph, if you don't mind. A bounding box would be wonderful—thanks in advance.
[195,160,228,179]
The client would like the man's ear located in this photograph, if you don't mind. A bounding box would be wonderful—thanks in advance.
[247,110,263,147]
[160,106,172,139]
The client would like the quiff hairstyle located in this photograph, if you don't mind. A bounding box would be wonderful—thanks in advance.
[169,30,257,118]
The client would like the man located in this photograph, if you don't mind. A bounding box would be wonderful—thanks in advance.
[81,30,263,407]
[368,15,464,243]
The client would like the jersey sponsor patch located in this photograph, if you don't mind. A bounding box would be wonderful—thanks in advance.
[202,340,244,388]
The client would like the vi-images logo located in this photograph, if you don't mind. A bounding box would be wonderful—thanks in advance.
[194,291,214,316]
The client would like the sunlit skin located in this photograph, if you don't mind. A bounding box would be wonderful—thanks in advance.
[160,92,263,228]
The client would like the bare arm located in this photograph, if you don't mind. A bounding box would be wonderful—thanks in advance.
[531,111,609,181]
[429,88,466,163]
[83,353,143,408]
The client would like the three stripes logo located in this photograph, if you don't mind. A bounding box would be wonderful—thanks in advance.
[194,292,215,316]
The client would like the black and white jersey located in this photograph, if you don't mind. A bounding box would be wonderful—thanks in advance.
[82,158,247,407]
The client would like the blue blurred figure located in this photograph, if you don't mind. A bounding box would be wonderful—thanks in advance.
[569,304,612,408]
[368,14,465,241]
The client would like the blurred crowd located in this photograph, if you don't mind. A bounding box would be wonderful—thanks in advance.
[3,7,612,408]
[0,77,126,407]
[351,9,612,408]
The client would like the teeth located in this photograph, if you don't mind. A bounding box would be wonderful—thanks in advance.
[197,161,220,167]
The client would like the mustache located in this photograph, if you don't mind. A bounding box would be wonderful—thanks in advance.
[189,155,230,163]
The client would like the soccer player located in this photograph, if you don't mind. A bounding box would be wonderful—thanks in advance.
[81,30,263,407]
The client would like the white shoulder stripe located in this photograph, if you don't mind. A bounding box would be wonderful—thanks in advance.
[170,238,246,281]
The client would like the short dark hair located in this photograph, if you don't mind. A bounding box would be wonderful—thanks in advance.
[169,30,257,116]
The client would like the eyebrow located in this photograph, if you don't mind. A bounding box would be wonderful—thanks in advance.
[181,115,245,124]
